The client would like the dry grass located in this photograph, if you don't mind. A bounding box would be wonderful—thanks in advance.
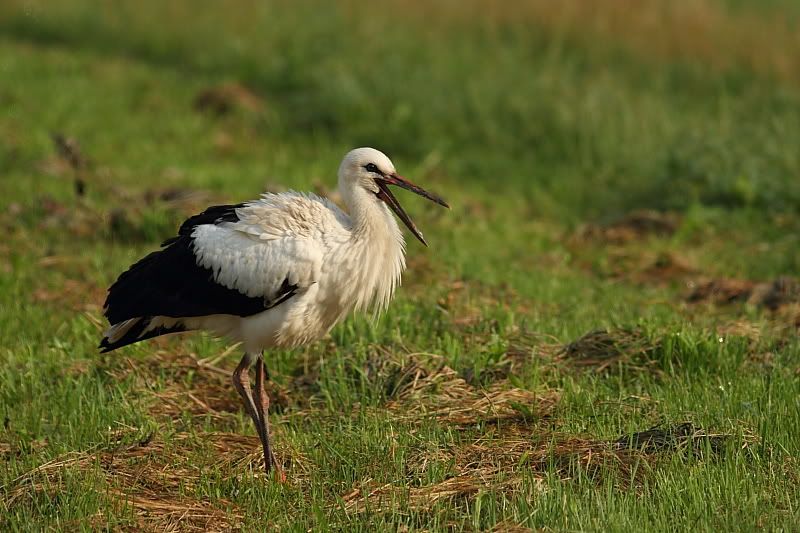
[326,346,754,515]
[558,327,662,375]
[3,410,753,528]
[391,369,559,427]
[341,420,752,515]
[1,336,764,528]
[611,422,745,454]
[341,428,615,514]
[3,429,247,531]
[3,349,563,528]
[101,350,234,418]
[776,303,800,332]
[98,347,296,423]
[716,320,762,343]
[357,351,560,426]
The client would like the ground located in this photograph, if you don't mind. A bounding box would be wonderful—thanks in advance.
[1,1,799,530]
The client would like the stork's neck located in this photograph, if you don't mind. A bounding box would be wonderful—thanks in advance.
[338,185,391,241]
[337,185,406,313]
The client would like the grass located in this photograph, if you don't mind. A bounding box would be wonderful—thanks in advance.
[1,0,799,530]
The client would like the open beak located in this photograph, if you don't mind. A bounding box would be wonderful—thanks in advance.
[375,173,450,246]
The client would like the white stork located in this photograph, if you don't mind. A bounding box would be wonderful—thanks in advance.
[99,147,449,479]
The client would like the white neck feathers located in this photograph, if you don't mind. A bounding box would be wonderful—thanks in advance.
[339,187,406,315]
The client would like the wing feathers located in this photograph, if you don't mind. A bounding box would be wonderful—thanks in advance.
[99,316,187,353]
[103,236,267,325]
[101,199,324,352]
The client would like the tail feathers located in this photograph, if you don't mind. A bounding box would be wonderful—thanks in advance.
[99,316,188,352]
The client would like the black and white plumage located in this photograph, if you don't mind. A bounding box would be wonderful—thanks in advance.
[100,147,449,479]
[99,203,296,352]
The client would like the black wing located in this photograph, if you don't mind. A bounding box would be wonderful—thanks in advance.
[100,204,297,351]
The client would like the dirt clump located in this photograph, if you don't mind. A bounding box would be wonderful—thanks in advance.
[559,327,661,374]
[193,82,264,115]
[575,209,681,244]
[687,276,800,310]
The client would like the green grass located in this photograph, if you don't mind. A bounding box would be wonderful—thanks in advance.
[1,0,799,530]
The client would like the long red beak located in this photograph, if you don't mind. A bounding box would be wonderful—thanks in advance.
[375,173,449,246]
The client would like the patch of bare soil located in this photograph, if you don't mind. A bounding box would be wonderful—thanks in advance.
[776,304,800,331]
[687,276,800,311]
[573,210,681,244]
[715,319,762,341]
[31,277,106,313]
[613,250,698,285]
[568,210,698,286]
[193,82,265,116]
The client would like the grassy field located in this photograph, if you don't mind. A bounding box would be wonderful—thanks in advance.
[1,0,799,530]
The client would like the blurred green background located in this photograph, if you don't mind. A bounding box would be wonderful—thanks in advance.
[3,0,800,218]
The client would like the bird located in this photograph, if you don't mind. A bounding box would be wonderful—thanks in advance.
[99,147,449,479]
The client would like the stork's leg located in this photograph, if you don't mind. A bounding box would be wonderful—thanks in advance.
[232,355,260,439]
[254,355,285,480]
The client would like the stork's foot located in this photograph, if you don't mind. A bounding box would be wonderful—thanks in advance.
[266,457,287,483]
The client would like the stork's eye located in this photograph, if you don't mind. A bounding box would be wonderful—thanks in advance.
[364,163,381,175]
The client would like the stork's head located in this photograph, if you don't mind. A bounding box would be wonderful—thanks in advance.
[338,147,449,246]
